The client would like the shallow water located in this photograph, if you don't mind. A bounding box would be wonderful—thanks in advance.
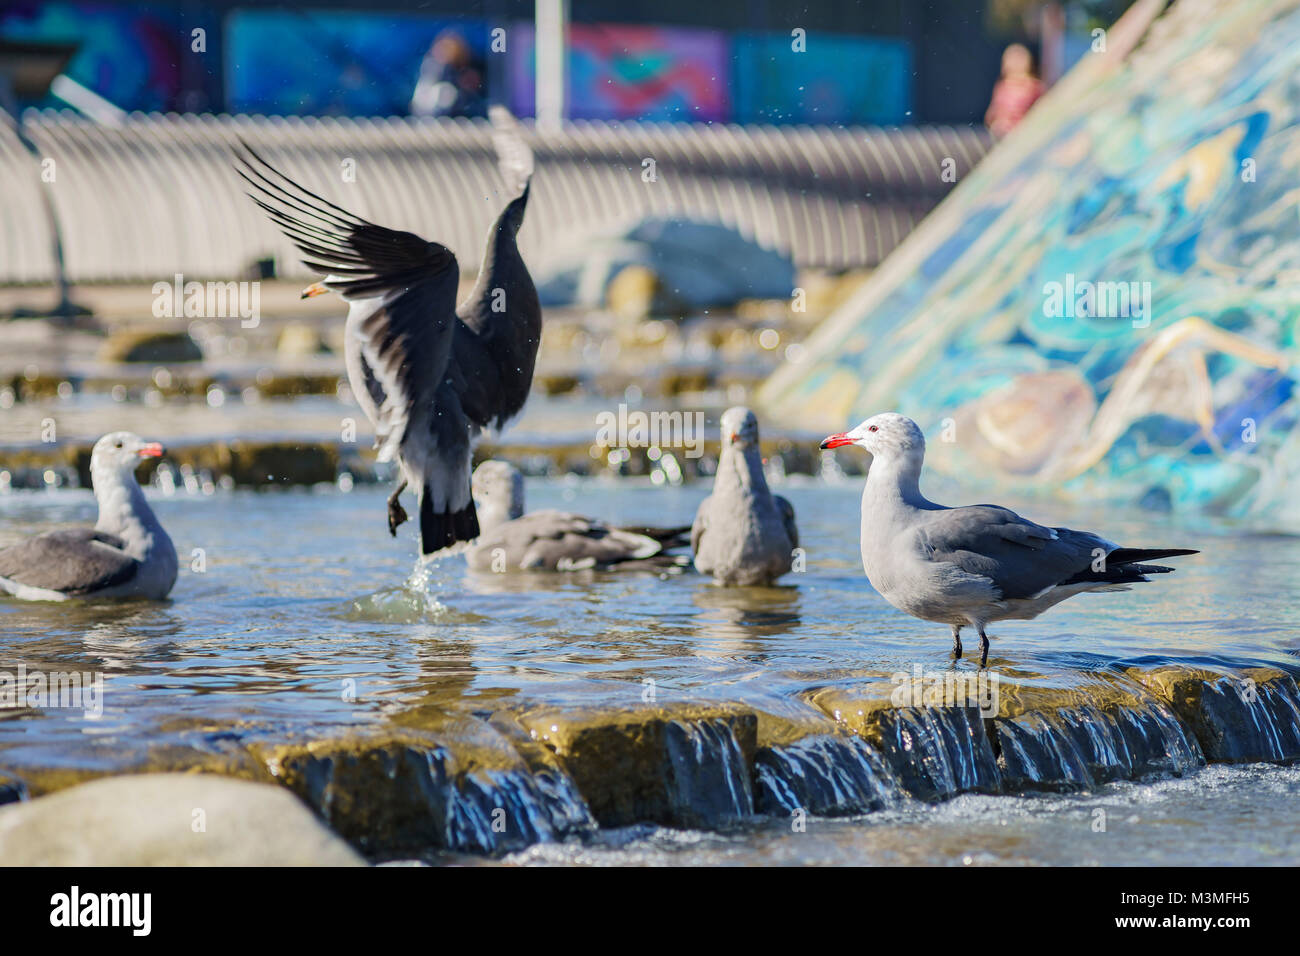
[1,475,1298,864]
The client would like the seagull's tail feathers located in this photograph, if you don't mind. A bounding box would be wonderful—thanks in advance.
[419,486,481,556]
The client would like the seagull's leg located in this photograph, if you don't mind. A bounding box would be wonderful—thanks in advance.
[951,625,963,660]
[387,480,409,536]
[977,625,990,668]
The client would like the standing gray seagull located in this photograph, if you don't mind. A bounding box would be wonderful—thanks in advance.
[692,407,798,586]
[0,432,177,601]
[820,413,1198,667]
[236,106,540,555]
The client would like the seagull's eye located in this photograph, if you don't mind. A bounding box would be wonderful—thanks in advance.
[114,441,123,448]
[868,425,879,433]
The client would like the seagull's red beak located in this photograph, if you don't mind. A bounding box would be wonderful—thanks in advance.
[819,432,854,450]
[137,442,164,459]
[301,281,330,299]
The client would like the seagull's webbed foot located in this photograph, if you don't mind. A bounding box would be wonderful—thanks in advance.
[951,625,963,661]
[977,625,990,669]
[387,481,409,536]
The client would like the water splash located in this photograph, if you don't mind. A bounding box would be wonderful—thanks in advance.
[996,703,1202,792]
[449,767,596,854]
[755,734,901,816]
[1193,675,1300,763]
[663,719,754,828]
[868,706,1002,800]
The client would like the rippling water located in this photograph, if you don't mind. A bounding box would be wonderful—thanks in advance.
[2,475,1298,864]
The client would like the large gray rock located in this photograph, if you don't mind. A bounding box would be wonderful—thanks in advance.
[536,218,796,312]
[0,773,365,866]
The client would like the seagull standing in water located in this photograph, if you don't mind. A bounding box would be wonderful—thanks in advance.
[0,432,176,601]
[237,106,540,555]
[691,407,798,586]
[466,460,689,571]
[820,413,1198,667]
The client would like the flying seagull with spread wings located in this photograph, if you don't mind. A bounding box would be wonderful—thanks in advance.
[821,413,1197,667]
[236,106,540,555]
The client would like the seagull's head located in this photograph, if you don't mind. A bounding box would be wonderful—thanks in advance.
[721,406,760,450]
[472,460,524,528]
[820,413,925,462]
[91,431,165,478]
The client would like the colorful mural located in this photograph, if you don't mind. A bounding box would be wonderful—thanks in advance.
[0,1,219,112]
[507,23,729,123]
[762,0,1300,527]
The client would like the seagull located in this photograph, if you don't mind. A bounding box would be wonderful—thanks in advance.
[820,412,1198,667]
[236,105,540,556]
[466,460,689,571]
[691,407,798,586]
[0,432,177,601]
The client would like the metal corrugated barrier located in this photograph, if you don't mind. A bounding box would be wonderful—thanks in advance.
[0,110,990,284]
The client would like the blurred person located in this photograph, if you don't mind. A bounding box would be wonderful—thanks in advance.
[985,43,1045,138]
[410,29,486,118]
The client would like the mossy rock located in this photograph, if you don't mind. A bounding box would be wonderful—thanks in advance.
[100,329,203,364]
[515,704,758,828]
[226,441,338,486]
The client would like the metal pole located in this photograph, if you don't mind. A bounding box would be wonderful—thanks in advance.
[535,0,568,133]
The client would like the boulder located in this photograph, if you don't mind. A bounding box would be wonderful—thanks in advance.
[100,329,203,364]
[536,218,796,312]
[0,773,364,866]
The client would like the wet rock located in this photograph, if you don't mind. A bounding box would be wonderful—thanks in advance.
[0,773,365,865]
[258,729,593,859]
[0,771,27,805]
[806,685,1002,800]
[517,706,757,828]
[225,441,338,486]
[100,329,203,364]
[755,734,900,816]
[995,702,1202,792]
[1131,667,1300,763]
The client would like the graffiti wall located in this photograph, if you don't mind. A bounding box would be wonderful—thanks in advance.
[762,0,1300,528]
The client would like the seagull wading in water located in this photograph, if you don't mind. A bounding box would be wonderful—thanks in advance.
[0,432,177,601]
[820,413,1197,667]
[237,106,540,555]
[691,407,798,586]
[466,460,689,571]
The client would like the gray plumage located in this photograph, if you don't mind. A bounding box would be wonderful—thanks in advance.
[691,407,798,586]
[237,106,540,556]
[820,412,1198,666]
[465,460,686,572]
[0,432,177,602]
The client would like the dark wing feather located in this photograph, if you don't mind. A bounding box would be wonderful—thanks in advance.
[451,109,541,431]
[236,142,461,434]
[915,506,1109,600]
[0,530,137,595]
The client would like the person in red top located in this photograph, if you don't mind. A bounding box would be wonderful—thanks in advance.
[985,43,1046,138]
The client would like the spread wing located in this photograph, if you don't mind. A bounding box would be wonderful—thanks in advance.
[0,530,137,595]
[452,107,540,432]
[236,143,461,456]
[913,505,1111,600]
